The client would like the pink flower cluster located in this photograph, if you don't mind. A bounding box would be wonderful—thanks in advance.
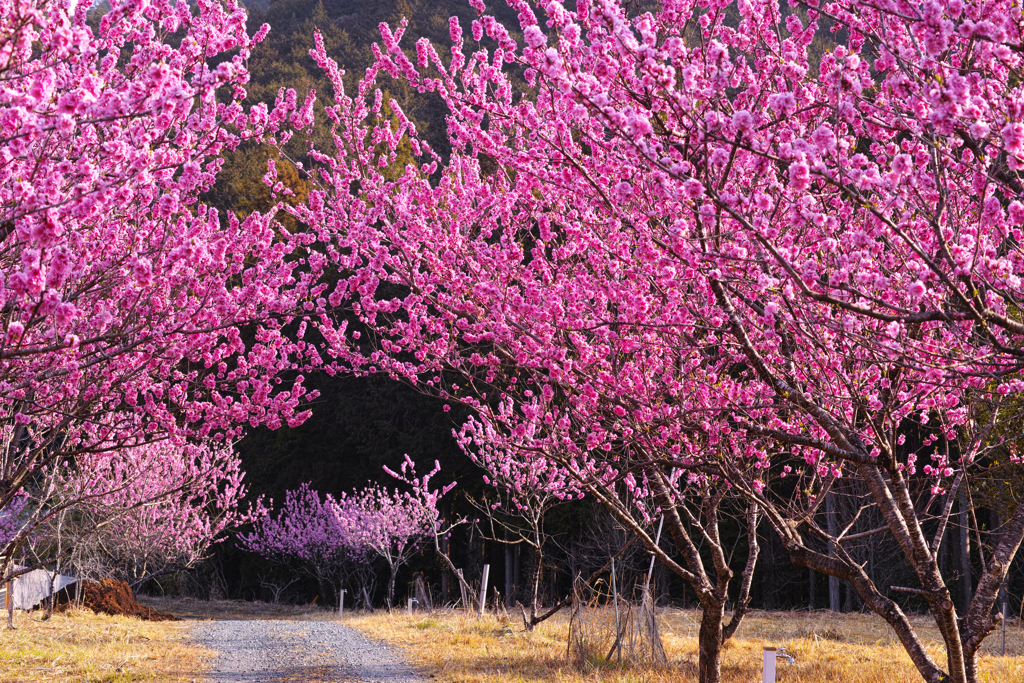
[266,1,1024,677]
[0,0,336,547]
[242,457,450,606]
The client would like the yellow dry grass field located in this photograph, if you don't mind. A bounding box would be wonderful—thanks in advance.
[0,607,209,683]
[6,597,1019,683]
[138,595,334,622]
[345,607,1024,683]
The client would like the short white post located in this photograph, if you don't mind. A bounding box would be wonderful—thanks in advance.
[338,589,346,617]
[408,597,416,615]
[478,564,490,617]
[763,647,777,683]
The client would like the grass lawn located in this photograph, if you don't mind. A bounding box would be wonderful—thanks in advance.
[344,606,1024,683]
[0,607,209,683]
[6,596,1019,682]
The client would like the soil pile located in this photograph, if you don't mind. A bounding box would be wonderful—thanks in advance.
[61,579,178,621]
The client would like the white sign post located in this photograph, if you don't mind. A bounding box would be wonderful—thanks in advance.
[762,647,777,683]
[338,589,346,617]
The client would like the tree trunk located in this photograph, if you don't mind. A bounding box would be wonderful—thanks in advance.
[786,543,947,683]
[433,525,476,607]
[697,600,725,683]
[4,557,12,630]
[387,563,398,609]
[513,543,521,604]
[526,544,542,628]
[440,530,450,604]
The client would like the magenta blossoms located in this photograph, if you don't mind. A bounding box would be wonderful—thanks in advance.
[243,457,451,607]
[0,0,336,580]
[240,483,362,606]
[277,1,1024,681]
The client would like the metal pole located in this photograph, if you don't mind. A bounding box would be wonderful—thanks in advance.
[478,564,490,617]
[338,589,346,617]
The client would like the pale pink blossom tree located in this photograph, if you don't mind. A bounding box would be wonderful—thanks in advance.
[353,457,451,607]
[0,493,28,550]
[39,440,262,588]
[457,415,581,628]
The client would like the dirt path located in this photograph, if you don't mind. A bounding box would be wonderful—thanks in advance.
[190,619,425,683]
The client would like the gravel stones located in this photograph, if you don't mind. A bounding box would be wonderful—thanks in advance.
[190,619,425,683]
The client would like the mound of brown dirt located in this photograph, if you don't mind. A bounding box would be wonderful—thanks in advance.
[60,579,178,621]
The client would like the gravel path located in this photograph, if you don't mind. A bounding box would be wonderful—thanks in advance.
[190,620,426,683]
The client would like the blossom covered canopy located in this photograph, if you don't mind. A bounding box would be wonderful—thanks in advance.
[0,0,330,526]
[279,1,1024,681]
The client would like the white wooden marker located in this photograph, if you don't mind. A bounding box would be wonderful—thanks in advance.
[763,646,777,683]
[338,589,346,616]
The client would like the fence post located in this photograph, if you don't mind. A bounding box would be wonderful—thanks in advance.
[478,564,490,617]
[338,589,346,617]
[415,576,432,612]
[763,647,777,683]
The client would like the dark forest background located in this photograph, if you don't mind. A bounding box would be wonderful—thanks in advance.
[138,0,1024,619]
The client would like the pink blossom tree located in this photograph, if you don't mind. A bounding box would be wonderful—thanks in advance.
[35,440,262,588]
[240,482,369,608]
[358,457,451,607]
[269,1,1024,681]
[274,10,764,679]
[0,0,331,586]
[243,458,451,608]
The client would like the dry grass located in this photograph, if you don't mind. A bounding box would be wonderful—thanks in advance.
[344,607,1024,683]
[0,607,209,683]
[137,595,336,622]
